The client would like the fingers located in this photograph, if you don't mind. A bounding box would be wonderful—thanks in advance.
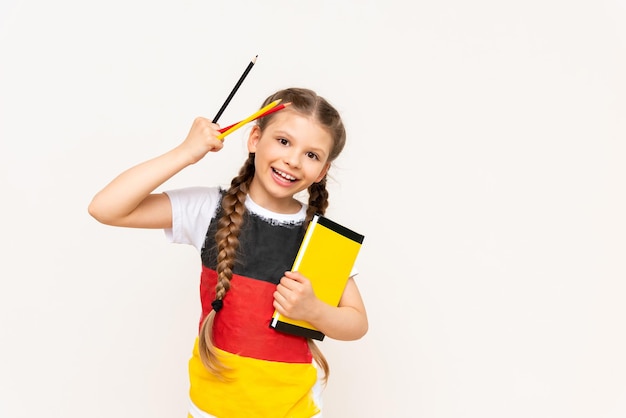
[275,275,300,305]
[273,274,317,322]
[273,289,287,307]
[275,272,313,306]
[191,116,221,139]
[283,270,305,283]
[272,287,292,317]
[181,117,225,163]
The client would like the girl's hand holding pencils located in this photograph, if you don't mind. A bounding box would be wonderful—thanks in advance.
[178,100,290,165]
[178,117,224,165]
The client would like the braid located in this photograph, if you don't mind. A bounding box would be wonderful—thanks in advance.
[198,154,255,375]
[306,177,329,220]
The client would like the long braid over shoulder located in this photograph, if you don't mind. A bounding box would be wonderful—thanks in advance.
[199,88,346,379]
[198,154,255,375]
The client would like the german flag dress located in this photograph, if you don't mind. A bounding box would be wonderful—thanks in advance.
[165,187,323,418]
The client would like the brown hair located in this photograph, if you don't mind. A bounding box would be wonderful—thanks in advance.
[198,88,346,380]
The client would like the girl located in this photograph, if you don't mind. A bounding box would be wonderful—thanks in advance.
[88,87,368,417]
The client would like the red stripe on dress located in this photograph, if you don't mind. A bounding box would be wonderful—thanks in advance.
[199,266,312,363]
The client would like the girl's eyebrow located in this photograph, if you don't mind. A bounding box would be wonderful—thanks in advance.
[273,129,292,138]
[272,129,329,157]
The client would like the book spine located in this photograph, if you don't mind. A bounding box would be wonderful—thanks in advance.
[270,215,319,329]
[292,214,319,270]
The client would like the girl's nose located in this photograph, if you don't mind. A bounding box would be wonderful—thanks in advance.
[284,151,301,168]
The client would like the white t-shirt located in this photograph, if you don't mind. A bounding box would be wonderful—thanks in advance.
[164,186,308,250]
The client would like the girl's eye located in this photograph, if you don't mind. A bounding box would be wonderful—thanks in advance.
[306,151,320,161]
[278,137,289,146]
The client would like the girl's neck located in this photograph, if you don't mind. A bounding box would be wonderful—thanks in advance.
[247,188,302,214]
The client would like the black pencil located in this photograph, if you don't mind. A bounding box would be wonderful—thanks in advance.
[212,55,258,123]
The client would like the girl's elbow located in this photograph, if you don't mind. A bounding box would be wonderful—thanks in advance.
[87,200,104,222]
[87,199,117,225]
[356,318,369,339]
[346,315,368,341]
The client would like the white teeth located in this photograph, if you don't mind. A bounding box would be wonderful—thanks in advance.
[274,169,296,181]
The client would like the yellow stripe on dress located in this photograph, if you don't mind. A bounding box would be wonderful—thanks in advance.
[188,338,319,418]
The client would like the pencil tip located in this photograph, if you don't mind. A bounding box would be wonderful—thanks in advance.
[252,55,258,63]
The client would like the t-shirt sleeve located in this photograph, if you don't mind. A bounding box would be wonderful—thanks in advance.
[163,186,221,252]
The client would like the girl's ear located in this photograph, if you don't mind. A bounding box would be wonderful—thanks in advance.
[315,163,331,183]
[247,126,261,153]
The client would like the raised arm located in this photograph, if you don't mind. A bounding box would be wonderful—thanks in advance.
[88,117,223,228]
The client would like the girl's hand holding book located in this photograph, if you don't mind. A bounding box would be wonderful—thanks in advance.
[273,271,321,323]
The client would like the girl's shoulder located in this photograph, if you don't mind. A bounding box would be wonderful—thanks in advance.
[164,186,222,213]
[165,185,222,199]
[164,186,228,250]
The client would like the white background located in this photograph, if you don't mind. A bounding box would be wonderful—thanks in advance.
[1,1,625,417]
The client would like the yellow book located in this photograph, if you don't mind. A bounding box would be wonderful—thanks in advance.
[270,214,364,340]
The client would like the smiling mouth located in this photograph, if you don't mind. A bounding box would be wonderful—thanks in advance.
[273,168,297,182]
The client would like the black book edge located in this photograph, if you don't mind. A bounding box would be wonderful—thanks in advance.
[316,214,365,245]
[271,319,325,341]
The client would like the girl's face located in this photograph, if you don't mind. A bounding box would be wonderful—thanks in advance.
[247,110,332,213]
